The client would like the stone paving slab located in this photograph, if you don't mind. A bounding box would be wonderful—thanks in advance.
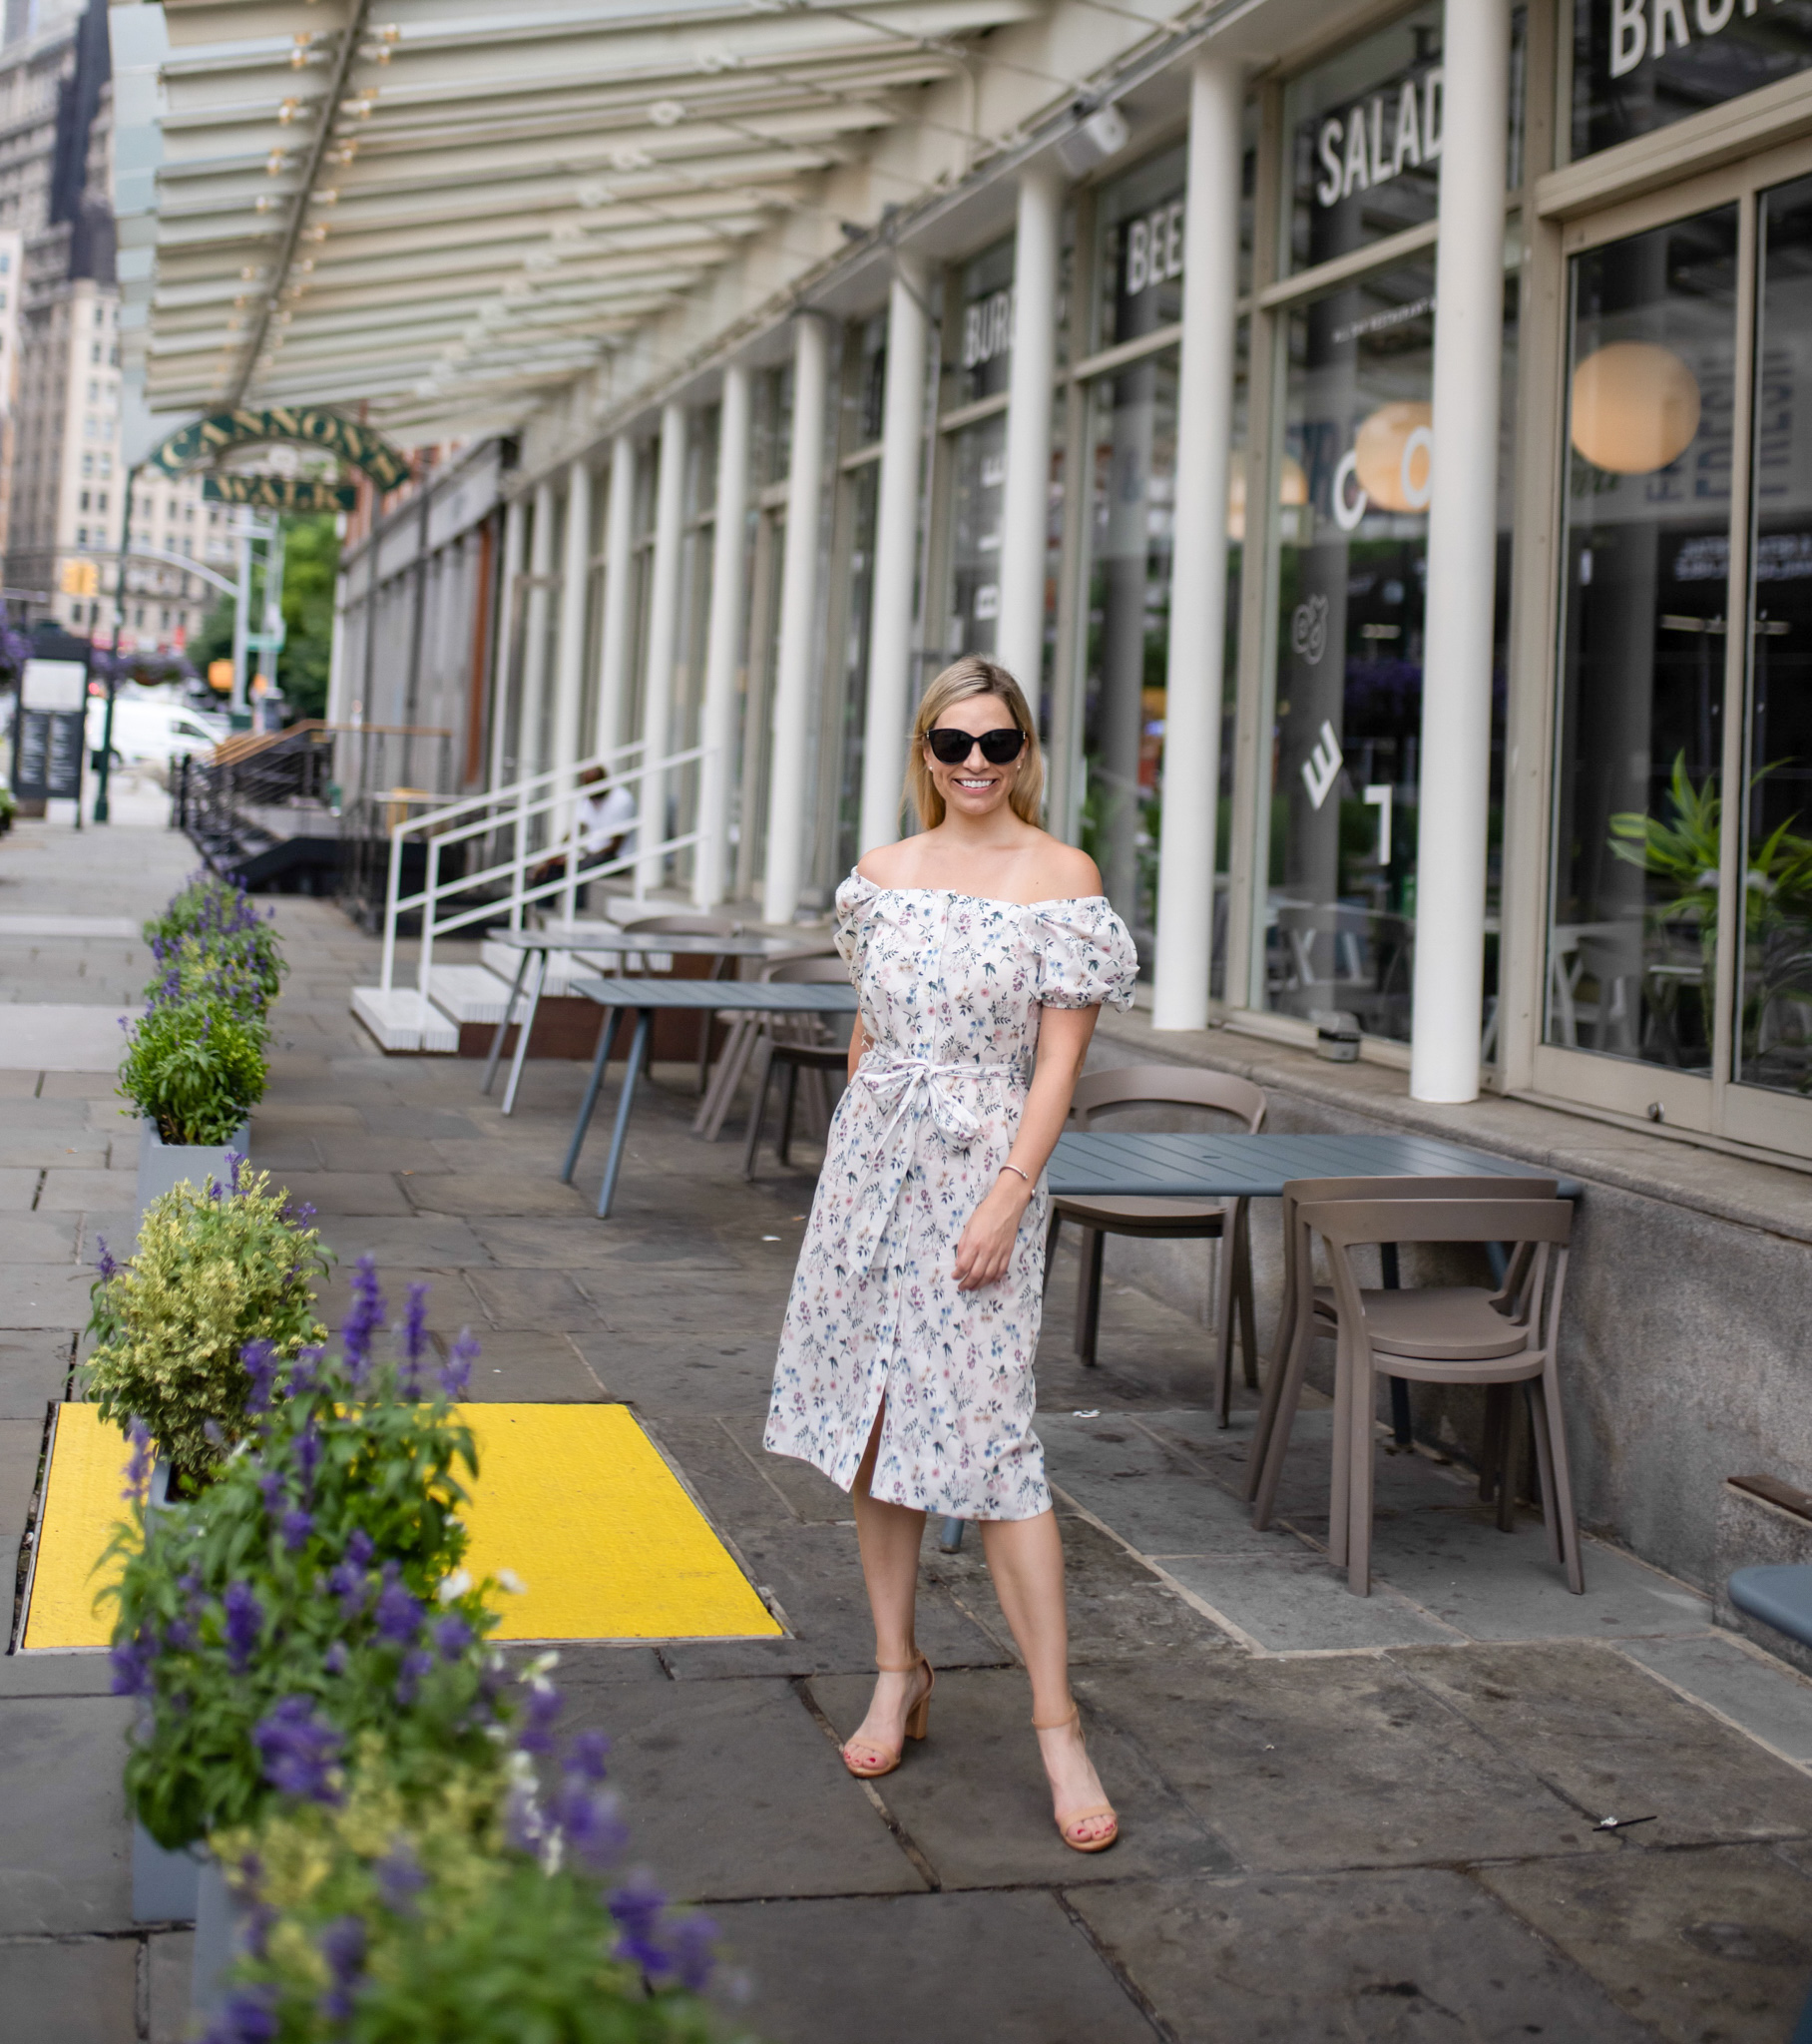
[0,1652,116,1700]
[0,1007,136,1074]
[709,1890,1158,2044]
[1621,1633,1812,1764]
[811,1667,1237,1888]
[0,1264,97,1328]
[0,1334,71,1419]
[1069,1866,1659,2042]
[0,1934,141,2044]
[556,1676,926,1901]
[457,1329,607,1401]
[148,1929,196,2044]
[1477,1843,1812,2043]
[1155,1552,1463,1651]
[1397,1641,1812,1847]
[0,1697,132,1932]
[1088,1651,1613,1874]
[31,1170,126,1211]
[0,1217,80,1264]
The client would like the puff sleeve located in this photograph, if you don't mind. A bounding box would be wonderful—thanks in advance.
[1036,898,1137,1011]
[832,869,877,976]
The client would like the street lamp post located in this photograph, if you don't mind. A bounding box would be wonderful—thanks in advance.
[94,461,141,825]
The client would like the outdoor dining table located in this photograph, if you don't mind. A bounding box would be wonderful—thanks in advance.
[564,977,861,1218]
[482,925,816,1115]
[1046,1127,1584,1446]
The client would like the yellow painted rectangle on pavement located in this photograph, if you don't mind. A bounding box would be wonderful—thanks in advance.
[457,1404,780,1641]
[20,1402,779,1650]
[22,1402,130,1650]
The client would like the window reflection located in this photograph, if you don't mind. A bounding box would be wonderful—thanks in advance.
[1549,207,1737,1074]
[1737,173,1812,1095]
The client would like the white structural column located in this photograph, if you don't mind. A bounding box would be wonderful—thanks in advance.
[551,457,592,824]
[517,479,556,778]
[594,432,637,759]
[1410,0,1511,1103]
[996,169,1061,693]
[694,362,751,907]
[857,256,930,854]
[1152,59,1244,1033]
[487,494,526,792]
[763,313,831,925]
[636,401,688,894]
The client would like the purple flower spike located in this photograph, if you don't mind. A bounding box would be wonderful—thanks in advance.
[323,1642,347,1676]
[432,1615,473,1662]
[240,1339,278,1413]
[610,1872,674,1978]
[565,1730,611,1784]
[672,1914,718,1993]
[345,1527,374,1569]
[397,1282,430,1398]
[393,1645,434,1707]
[252,1695,342,1802]
[316,1912,366,2022]
[341,1257,386,1385]
[122,1417,153,1507]
[223,1581,263,1672]
[373,1578,424,1646]
[439,1326,480,1400]
[280,1507,314,1554]
[94,1235,119,1283]
[256,1468,284,1514]
[202,1986,278,2044]
[109,1632,156,1699]
[375,1842,427,1913]
[554,1780,629,1871]
[519,1679,563,1757]
[226,1150,244,1198]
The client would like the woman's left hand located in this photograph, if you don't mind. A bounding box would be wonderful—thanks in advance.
[953,1176,1032,1291]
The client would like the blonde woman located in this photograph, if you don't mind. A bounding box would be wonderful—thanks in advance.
[764,656,1136,1851]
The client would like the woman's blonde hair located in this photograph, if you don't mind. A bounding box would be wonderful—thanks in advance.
[905,657,1045,830]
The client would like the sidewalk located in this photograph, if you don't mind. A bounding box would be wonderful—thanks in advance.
[6,812,1812,2041]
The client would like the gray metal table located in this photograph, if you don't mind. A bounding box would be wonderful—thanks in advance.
[482,925,815,1115]
[566,977,860,1218]
[1048,1129,1583,1447]
[1048,1130,1584,1201]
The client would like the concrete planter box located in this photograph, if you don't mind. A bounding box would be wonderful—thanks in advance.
[136,1119,250,1222]
[191,1849,252,2027]
[132,1819,203,1924]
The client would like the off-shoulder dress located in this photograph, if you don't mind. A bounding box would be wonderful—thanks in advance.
[763,871,1136,1521]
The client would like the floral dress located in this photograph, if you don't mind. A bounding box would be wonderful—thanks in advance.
[763,872,1136,1520]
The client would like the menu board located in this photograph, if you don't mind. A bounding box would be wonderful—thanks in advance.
[11,708,84,800]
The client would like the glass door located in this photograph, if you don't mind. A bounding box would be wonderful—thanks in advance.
[1538,136,1812,1154]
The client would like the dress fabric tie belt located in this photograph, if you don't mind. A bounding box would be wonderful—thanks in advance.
[847,1051,1020,1277]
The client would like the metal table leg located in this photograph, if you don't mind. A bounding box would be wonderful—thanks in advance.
[596,1007,653,1219]
[500,949,548,1117]
[562,1005,624,1184]
[481,949,533,1096]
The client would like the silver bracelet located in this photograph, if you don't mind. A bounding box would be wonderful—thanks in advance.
[999,1163,1031,1187]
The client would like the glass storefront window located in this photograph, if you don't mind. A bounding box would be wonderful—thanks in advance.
[1573,3,1812,161]
[955,239,1015,404]
[1286,6,1523,277]
[1096,144,1188,351]
[1736,171,1812,1096]
[944,412,1008,658]
[1548,206,1738,1075]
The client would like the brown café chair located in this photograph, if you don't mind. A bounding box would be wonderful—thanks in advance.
[1046,1067,1266,1426]
[1246,1174,1559,1531]
[1300,1195,1582,1597]
[741,956,856,1180]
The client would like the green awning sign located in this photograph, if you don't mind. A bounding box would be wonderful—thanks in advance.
[147,408,410,491]
[203,474,357,513]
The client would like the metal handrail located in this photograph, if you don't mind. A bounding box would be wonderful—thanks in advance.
[375,739,712,1006]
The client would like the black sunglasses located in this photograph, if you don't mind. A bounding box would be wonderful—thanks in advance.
[926,726,1027,766]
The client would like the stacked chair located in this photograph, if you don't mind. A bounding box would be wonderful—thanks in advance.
[1244,1174,1583,1597]
[740,956,857,1179]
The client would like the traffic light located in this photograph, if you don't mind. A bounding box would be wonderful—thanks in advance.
[59,558,99,598]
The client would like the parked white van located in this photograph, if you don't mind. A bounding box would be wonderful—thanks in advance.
[86,694,228,768]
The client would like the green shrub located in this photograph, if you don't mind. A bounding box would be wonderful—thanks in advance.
[119,993,268,1146]
[209,1736,721,2044]
[86,1167,327,1478]
[145,870,284,1006]
[107,1265,492,1849]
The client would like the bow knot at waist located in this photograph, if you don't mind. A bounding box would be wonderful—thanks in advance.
[855,1051,1019,1148]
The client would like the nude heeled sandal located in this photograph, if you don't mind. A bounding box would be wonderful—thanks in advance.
[1033,1704,1119,1853]
[841,1655,935,1780]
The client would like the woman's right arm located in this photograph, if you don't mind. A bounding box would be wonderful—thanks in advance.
[846,1013,869,1085]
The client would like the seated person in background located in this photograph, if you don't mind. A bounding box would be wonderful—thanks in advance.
[529,766,637,906]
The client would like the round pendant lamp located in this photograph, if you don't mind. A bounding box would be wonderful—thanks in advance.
[1354,401,1434,512]
[1226,451,1308,541]
[1570,341,1700,474]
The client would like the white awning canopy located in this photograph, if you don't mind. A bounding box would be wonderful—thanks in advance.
[118,0,1044,436]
